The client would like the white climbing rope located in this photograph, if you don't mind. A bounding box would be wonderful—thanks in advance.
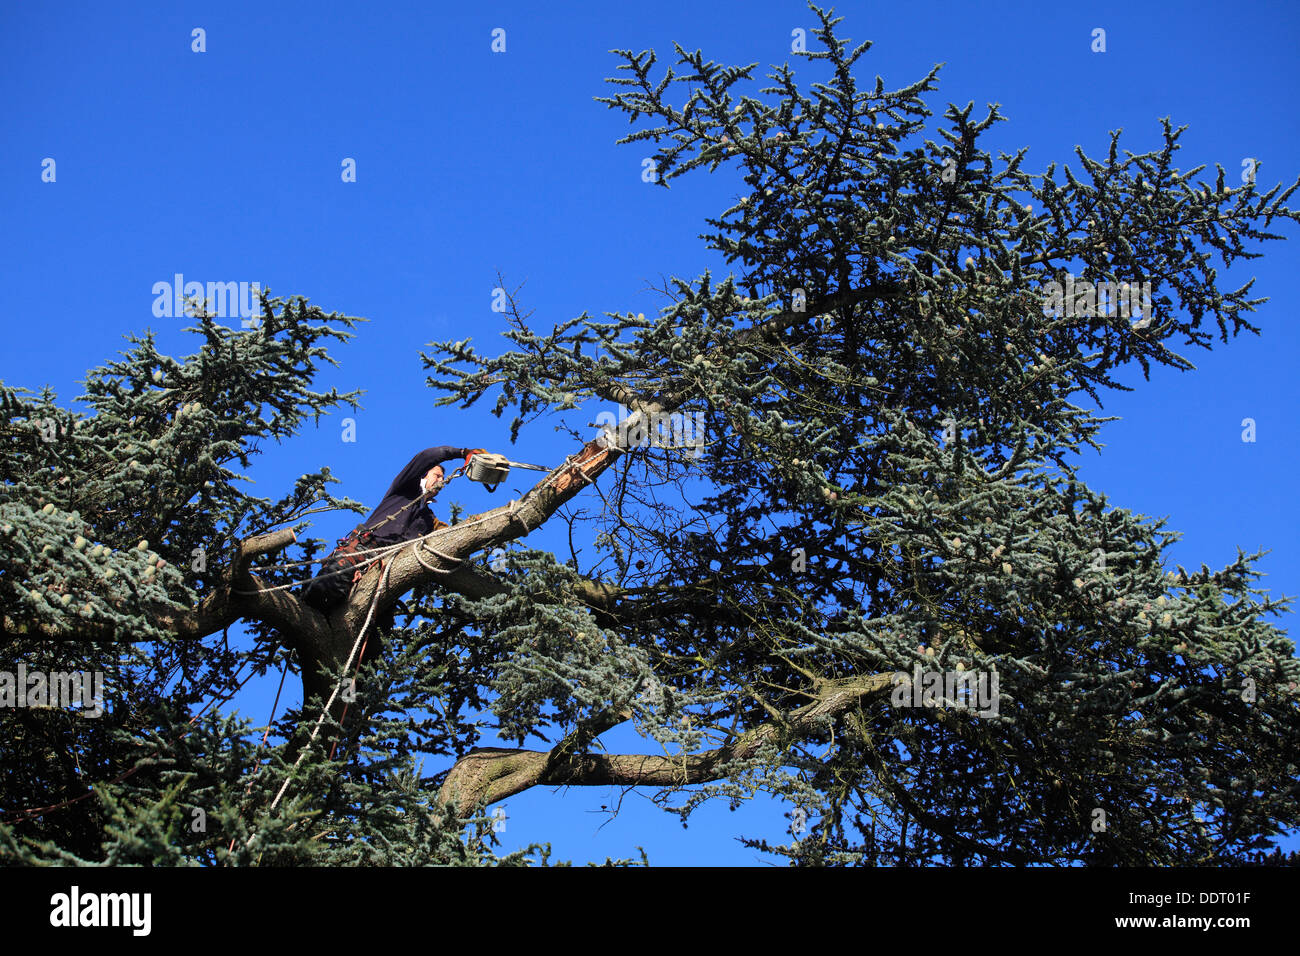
[238,446,601,850]
[247,557,392,846]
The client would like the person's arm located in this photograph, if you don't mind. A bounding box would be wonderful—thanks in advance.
[380,446,467,499]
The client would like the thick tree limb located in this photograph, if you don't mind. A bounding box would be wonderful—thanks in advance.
[342,436,625,635]
[436,672,898,814]
[169,530,313,641]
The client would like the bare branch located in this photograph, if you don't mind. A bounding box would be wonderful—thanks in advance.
[436,672,897,814]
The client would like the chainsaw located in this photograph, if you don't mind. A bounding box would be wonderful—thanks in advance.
[464,451,551,493]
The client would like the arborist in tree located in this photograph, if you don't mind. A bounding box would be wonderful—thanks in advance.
[301,445,483,616]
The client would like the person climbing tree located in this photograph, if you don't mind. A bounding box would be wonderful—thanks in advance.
[301,445,482,616]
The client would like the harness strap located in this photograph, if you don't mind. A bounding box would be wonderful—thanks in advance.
[343,518,449,585]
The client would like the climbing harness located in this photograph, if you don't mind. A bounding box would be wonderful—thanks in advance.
[332,526,375,585]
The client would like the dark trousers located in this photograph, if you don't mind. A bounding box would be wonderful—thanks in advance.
[301,524,380,614]
[301,549,356,615]
[301,546,389,666]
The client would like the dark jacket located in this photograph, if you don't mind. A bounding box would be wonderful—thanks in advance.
[358,445,469,543]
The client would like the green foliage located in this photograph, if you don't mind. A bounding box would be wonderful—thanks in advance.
[0,294,554,865]
[419,4,1300,863]
[1,293,367,641]
[3,5,1299,867]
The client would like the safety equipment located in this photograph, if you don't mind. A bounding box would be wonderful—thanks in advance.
[302,514,452,614]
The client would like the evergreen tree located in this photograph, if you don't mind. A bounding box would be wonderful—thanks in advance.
[2,4,1297,865]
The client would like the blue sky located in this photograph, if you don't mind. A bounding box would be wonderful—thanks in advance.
[3,0,1297,864]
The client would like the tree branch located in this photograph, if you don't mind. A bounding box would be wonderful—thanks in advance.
[436,672,897,814]
[594,281,900,415]
[1,529,311,646]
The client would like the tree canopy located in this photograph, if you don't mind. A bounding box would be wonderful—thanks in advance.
[2,5,1298,866]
